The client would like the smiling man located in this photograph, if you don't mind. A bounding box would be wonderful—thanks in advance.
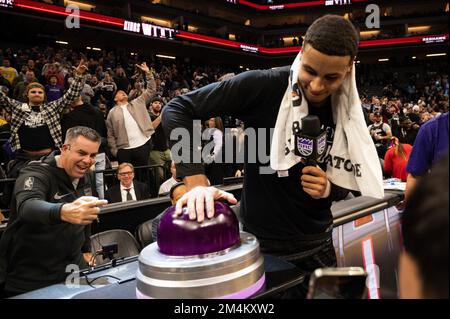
[0,60,88,180]
[162,15,382,298]
[0,126,108,297]
[105,162,151,203]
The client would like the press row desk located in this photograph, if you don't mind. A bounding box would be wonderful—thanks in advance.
[13,254,304,299]
[12,191,402,299]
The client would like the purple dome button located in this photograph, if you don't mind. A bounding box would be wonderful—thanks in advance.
[157,202,240,256]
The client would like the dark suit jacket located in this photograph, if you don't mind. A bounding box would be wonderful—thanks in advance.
[105,181,151,203]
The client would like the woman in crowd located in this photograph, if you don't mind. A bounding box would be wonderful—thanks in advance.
[384,136,412,181]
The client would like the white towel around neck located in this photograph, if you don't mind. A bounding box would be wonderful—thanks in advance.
[270,52,384,199]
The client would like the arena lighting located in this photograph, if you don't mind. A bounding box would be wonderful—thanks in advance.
[156,54,176,59]
[141,16,171,27]
[360,30,380,38]
[176,31,241,49]
[92,47,101,51]
[426,53,447,57]
[55,40,68,45]
[64,0,95,11]
[412,56,417,59]
[8,2,449,55]
[236,0,368,10]
[14,0,124,27]
[407,26,431,33]
[378,58,389,62]
[86,46,91,49]
[359,34,448,48]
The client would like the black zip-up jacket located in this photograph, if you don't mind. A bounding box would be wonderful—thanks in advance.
[162,67,349,254]
[0,151,97,294]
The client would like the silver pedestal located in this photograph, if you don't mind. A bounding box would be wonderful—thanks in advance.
[136,232,265,299]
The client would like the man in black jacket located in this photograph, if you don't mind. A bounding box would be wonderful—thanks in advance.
[397,115,419,145]
[0,126,108,297]
[162,15,364,298]
[148,96,171,196]
[105,162,151,203]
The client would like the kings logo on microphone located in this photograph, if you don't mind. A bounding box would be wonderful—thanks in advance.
[317,133,327,156]
[297,137,314,157]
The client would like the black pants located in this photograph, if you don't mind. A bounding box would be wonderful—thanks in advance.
[257,233,337,299]
[117,141,151,183]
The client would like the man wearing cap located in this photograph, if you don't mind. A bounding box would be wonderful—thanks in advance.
[368,111,392,158]
[148,95,171,195]
[0,60,88,178]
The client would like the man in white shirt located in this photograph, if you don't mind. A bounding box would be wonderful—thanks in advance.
[105,163,151,203]
[106,62,156,182]
[158,161,178,195]
[158,161,210,196]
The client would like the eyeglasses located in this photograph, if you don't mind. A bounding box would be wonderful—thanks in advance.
[118,171,134,176]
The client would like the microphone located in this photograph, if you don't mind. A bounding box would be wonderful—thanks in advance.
[293,115,327,166]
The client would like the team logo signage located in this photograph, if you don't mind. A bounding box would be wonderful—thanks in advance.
[422,35,447,43]
[124,20,175,39]
[297,137,313,157]
[0,0,14,8]
[317,133,327,156]
[240,44,259,53]
[325,0,352,6]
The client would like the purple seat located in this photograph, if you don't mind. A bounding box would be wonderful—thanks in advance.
[157,202,240,256]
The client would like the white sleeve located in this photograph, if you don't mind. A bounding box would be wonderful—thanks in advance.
[212,129,223,157]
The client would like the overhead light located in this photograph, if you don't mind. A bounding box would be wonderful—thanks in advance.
[55,41,68,45]
[156,54,176,60]
[378,58,389,62]
[64,0,96,11]
[187,25,198,32]
[407,26,431,33]
[360,30,380,37]
[239,65,244,69]
[426,53,447,57]
[92,47,101,51]
[412,56,416,59]
[246,68,250,71]
[356,60,361,64]
[86,46,91,49]
[229,34,236,41]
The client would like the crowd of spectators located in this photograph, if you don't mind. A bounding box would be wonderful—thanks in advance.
[0,44,245,205]
[0,43,448,205]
